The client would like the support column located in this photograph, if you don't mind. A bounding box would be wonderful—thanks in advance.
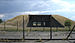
[23,16,25,39]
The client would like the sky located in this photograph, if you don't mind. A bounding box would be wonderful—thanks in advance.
[0,0,75,21]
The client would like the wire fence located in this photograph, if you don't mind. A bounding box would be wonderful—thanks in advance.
[0,15,75,40]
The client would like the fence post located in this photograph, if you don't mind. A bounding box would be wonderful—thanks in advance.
[50,27,52,39]
[4,19,6,31]
[17,20,18,31]
[50,16,52,39]
[23,16,25,40]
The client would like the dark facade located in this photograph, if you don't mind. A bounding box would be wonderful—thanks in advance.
[27,15,64,27]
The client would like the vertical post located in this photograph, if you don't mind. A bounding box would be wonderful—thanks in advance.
[50,27,52,39]
[17,20,18,31]
[23,16,25,39]
[30,27,31,31]
[4,19,6,31]
[50,16,52,39]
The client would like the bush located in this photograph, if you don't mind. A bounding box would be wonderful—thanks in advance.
[64,20,72,31]
[0,19,3,23]
[64,20,72,26]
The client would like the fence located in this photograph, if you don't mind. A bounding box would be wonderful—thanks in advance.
[0,15,75,41]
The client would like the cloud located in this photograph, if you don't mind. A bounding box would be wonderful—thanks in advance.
[16,11,55,15]
[51,0,71,8]
[25,11,41,14]
[51,0,75,12]
[70,16,75,21]
[0,0,75,21]
[0,0,75,13]
[0,14,4,18]
[54,8,70,12]
[28,0,75,12]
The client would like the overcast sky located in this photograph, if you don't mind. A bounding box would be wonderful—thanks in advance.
[0,0,75,21]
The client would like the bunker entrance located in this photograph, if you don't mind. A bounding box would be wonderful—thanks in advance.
[25,15,65,39]
[27,15,64,27]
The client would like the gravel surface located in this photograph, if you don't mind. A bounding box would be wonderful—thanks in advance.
[0,31,75,43]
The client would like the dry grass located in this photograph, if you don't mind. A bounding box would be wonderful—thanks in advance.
[2,15,29,26]
[4,15,75,26]
[52,15,75,26]
[0,27,75,31]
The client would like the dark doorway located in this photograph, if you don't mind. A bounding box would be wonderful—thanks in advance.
[27,15,64,27]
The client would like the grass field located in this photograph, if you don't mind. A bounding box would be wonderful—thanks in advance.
[0,27,74,32]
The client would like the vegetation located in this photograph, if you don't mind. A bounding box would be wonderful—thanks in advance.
[64,20,72,31]
[0,19,3,23]
[64,20,72,26]
[52,15,75,26]
[0,27,75,32]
